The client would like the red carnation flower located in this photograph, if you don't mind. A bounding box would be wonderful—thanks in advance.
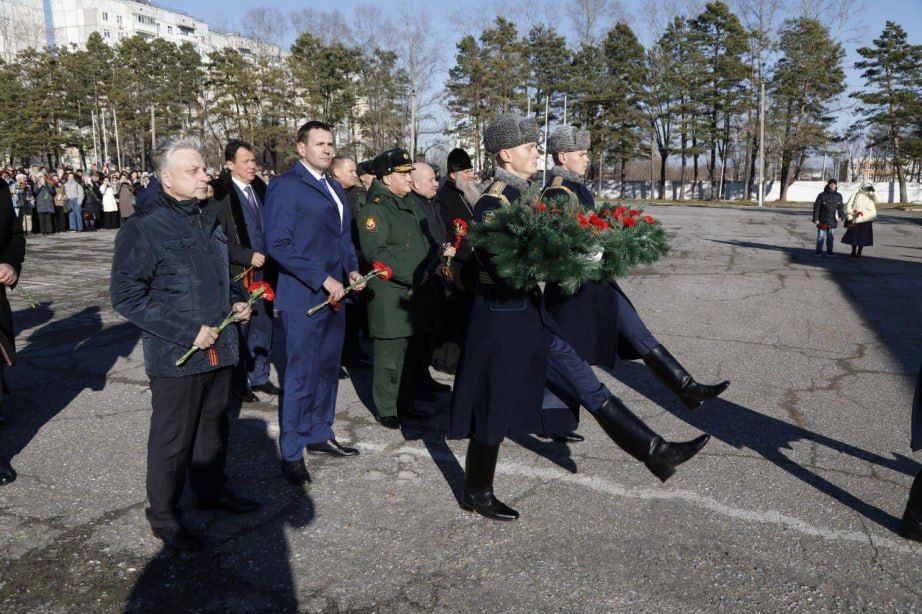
[643,215,655,224]
[623,217,637,228]
[247,281,276,302]
[589,214,609,230]
[535,202,548,212]
[629,209,640,217]
[372,261,393,281]
[576,212,590,228]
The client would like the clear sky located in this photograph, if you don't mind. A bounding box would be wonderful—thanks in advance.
[156,0,922,138]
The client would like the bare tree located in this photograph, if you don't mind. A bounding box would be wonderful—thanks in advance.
[797,0,867,44]
[289,8,354,47]
[567,0,625,45]
[395,4,448,158]
[240,7,292,61]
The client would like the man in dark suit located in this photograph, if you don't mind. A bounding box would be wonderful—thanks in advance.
[265,121,364,486]
[213,141,281,403]
[0,179,25,485]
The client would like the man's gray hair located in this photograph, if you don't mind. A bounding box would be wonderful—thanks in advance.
[153,136,203,179]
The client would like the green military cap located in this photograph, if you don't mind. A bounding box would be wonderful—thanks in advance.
[357,160,374,176]
[373,148,413,178]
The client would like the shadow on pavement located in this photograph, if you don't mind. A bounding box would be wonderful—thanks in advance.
[1,305,140,468]
[125,418,313,612]
[613,346,919,534]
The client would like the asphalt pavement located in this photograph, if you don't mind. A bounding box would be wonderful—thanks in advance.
[1,205,921,612]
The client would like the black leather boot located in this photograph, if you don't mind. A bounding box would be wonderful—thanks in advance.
[460,439,519,521]
[592,396,710,482]
[642,345,730,411]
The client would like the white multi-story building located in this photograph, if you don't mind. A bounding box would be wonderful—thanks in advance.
[0,0,46,59]
[0,0,282,58]
[47,0,211,53]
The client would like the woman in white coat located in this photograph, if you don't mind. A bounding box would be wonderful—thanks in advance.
[842,183,876,257]
[101,174,120,230]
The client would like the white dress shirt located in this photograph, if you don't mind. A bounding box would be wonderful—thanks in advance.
[301,160,343,226]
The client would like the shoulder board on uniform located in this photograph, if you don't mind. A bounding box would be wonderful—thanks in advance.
[371,195,383,204]
[541,175,577,202]
[486,181,510,207]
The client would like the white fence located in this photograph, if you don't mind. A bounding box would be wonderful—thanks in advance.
[596,180,922,204]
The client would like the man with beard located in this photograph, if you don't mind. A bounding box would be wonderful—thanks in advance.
[330,155,372,369]
[434,148,480,372]
[265,121,364,486]
[449,114,709,522]
[541,126,730,442]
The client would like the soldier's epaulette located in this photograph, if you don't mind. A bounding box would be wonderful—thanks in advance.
[371,195,383,204]
[485,181,510,207]
[541,175,576,202]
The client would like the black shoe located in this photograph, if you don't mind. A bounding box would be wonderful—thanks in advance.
[645,434,710,482]
[900,508,922,542]
[592,396,709,482]
[549,431,585,443]
[0,463,16,486]
[306,439,359,457]
[237,390,260,404]
[250,382,282,396]
[196,490,260,514]
[376,415,401,429]
[460,439,519,521]
[460,490,520,521]
[281,459,311,485]
[423,378,452,393]
[342,356,373,369]
[152,525,205,552]
[642,345,730,411]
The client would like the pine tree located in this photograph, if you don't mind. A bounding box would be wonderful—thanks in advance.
[689,1,748,199]
[771,17,845,201]
[853,21,922,203]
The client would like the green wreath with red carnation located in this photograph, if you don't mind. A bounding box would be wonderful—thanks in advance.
[467,188,669,294]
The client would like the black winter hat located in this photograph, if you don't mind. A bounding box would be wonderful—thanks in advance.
[446,148,473,173]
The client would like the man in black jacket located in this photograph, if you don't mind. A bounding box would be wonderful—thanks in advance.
[213,141,281,402]
[111,137,258,551]
[811,179,846,256]
[0,179,25,485]
[434,148,479,373]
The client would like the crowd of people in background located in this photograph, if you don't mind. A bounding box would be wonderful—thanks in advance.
[2,164,280,236]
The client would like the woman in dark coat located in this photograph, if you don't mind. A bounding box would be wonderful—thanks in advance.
[900,361,922,540]
[0,180,26,485]
[32,175,56,235]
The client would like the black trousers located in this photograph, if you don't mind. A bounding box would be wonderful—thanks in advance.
[146,367,231,531]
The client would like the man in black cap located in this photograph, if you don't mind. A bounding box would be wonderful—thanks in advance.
[358,149,437,428]
[434,148,479,372]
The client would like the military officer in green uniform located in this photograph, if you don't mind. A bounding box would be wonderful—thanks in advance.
[356,160,375,209]
[359,149,446,429]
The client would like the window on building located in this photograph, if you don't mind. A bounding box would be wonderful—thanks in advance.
[104,29,110,38]
[102,11,108,20]
[167,25,172,34]
[116,15,122,25]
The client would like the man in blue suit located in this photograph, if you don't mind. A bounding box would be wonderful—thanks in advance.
[265,121,365,485]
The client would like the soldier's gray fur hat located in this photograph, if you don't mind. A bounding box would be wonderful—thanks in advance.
[547,126,590,155]
[483,113,539,154]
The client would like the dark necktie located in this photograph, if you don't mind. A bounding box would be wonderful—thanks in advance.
[244,185,258,214]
